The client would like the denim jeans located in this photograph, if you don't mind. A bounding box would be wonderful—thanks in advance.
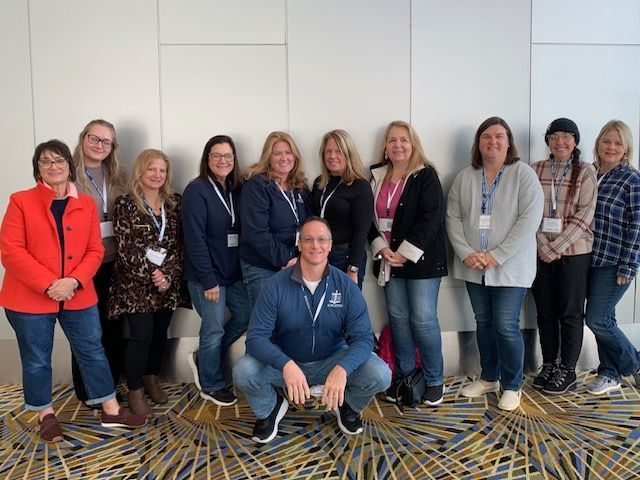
[188,280,251,392]
[6,306,116,410]
[465,282,527,391]
[384,277,443,386]
[233,349,391,418]
[240,260,277,313]
[585,266,640,380]
[328,244,366,289]
[125,309,173,390]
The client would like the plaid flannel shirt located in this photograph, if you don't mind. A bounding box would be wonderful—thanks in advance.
[591,162,640,279]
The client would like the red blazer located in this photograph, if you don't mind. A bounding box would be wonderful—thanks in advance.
[0,182,104,313]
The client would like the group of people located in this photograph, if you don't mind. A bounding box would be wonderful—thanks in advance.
[0,116,638,444]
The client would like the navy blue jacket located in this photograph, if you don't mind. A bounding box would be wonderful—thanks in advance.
[239,174,310,271]
[245,263,373,374]
[182,177,242,289]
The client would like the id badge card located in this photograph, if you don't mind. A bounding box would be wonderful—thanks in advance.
[478,215,491,230]
[100,221,114,238]
[145,247,167,266]
[227,233,239,247]
[379,218,393,232]
[542,217,563,234]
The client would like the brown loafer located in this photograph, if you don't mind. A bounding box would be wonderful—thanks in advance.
[38,413,63,443]
[100,407,147,428]
[128,387,153,418]
[144,375,168,404]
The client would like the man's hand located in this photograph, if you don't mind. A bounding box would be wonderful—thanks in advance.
[283,360,310,405]
[321,365,347,411]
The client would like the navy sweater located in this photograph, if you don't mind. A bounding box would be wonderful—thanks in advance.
[182,177,242,289]
[239,174,310,271]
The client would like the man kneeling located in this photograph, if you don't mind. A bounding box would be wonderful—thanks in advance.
[233,217,391,443]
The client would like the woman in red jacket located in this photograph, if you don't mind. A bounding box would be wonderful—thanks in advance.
[0,140,145,443]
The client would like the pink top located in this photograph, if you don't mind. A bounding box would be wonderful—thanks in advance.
[375,178,405,244]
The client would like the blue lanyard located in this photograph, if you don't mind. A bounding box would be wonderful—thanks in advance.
[481,166,505,214]
[85,167,108,218]
[143,200,166,243]
[301,279,328,355]
[550,160,572,217]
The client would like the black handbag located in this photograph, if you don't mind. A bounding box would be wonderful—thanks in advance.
[396,367,425,411]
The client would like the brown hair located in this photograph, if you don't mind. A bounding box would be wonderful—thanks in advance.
[471,117,520,169]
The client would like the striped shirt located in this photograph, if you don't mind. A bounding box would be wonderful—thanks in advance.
[591,162,640,279]
[532,158,597,260]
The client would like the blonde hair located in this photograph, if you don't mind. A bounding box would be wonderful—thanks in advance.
[129,149,175,214]
[244,131,308,190]
[73,119,127,201]
[316,129,367,189]
[593,119,634,168]
[376,120,436,177]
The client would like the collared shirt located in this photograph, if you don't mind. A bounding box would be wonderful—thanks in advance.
[591,162,640,278]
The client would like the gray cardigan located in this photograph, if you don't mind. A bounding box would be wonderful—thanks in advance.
[445,161,544,288]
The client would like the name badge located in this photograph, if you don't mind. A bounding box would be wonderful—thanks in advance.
[542,217,563,234]
[227,233,239,247]
[145,247,167,266]
[479,214,491,230]
[379,218,393,232]
[100,221,114,238]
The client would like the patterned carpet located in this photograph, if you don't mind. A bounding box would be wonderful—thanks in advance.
[0,372,639,479]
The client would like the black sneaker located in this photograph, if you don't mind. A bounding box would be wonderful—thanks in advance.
[187,351,201,391]
[252,394,289,443]
[422,384,444,406]
[335,401,363,435]
[543,365,577,395]
[201,386,238,407]
[532,362,556,390]
[383,376,403,403]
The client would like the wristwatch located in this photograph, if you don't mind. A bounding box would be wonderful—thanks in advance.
[347,265,359,273]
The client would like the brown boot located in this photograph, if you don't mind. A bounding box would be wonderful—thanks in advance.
[144,375,168,404]
[128,387,153,418]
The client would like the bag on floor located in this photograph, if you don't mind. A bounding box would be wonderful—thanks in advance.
[396,367,425,411]
[376,325,423,379]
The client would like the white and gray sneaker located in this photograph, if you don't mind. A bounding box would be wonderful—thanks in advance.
[586,375,621,395]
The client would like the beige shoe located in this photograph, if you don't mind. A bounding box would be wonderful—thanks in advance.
[144,375,168,404]
[461,380,500,398]
[128,387,153,418]
[498,389,521,411]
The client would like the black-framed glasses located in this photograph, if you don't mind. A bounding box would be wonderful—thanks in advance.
[209,153,235,162]
[38,158,68,168]
[86,133,113,148]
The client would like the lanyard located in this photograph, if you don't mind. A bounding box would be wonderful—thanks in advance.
[209,176,235,227]
[143,200,166,243]
[481,166,505,214]
[385,178,404,216]
[319,179,343,218]
[278,186,300,225]
[301,279,328,354]
[550,160,572,217]
[85,167,108,217]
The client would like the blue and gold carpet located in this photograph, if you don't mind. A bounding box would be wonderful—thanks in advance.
[1,372,639,479]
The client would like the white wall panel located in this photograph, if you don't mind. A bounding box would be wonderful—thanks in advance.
[29,0,161,167]
[530,45,640,168]
[0,0,35,340]
[533,0,640,45]
[412,0,533,330]
[288,0,410,173]
[159,0,285,45]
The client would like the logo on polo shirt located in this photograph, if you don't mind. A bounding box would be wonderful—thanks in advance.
[328,290,343,308]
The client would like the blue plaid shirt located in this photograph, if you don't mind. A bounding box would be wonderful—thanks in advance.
[591,162,640,278]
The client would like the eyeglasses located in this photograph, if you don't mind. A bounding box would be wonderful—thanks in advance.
[86,133,113,148]
[38,158,68,168]
[209,153,235,162]
[547,132,574,142]
[300,236,331,245]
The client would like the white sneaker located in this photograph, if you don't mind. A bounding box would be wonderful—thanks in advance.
[586,375,621,395]
[498,390,521,411]
[187,351,201,391]
[461,380,500,398]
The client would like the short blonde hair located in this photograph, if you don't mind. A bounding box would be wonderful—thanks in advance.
[594,120,634,168]
[316,129,366,189]
[129,149,175,214]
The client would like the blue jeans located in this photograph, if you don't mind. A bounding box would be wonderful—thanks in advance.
[384,277,444,386]
[585,266,640,380]
[465,282,527,391]
[6,306,116,410]
[188,280,251,392]
[328,244,366,289]
[233,349,391,418]
[240,260,277,313]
